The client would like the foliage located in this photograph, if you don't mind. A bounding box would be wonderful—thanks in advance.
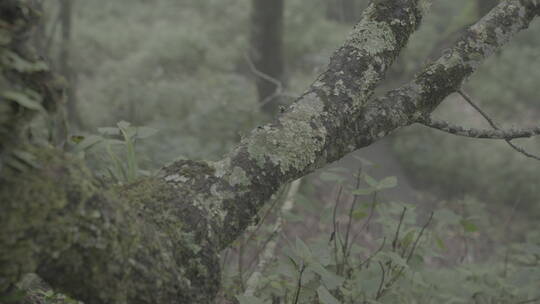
[387,0,540,213]
[220,170,540,304]
[27,0,540,303]
[72,121,157,183]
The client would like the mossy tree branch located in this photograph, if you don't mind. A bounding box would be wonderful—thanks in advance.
[1,1,539,304]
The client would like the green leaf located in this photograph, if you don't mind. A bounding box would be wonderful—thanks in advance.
[3,50,48,72]
[317,286,341,304]
[435,209,461,225]
[309,262,344,289]
[117,120,131,130]
[97,127,120,136]
[352,209,368,220]
[352,188,375,195]
[74,135,103,152]
[277,256,298,279]
[401,230,415,249]
[2,90,44,111]
[377,176,397,190]
[11,150,39,169]
[309,240,332,266]
[295,237,312,260]
[70,135,85,144]
[106,144,127,182]
[382,252,408,268]
[460,219,478,233]
[124,137,137,182]
[319,172,343,182]
[435,235,446,251]
[117,121,137,139]
[363,174,378,188]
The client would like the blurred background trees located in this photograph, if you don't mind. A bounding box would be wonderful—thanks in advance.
[24,0,540,303]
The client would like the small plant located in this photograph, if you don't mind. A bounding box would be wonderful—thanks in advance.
[222,164,540,304]
[72,121,157,183]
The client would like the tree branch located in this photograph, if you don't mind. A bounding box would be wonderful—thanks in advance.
[458,90,540,160]
[1,0,539,303]
[419,116,540,140]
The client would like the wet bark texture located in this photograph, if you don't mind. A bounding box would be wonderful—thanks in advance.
[1,0,539,303]
[250,0,285,114]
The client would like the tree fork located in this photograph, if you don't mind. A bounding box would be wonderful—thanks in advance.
[1,0,539,303]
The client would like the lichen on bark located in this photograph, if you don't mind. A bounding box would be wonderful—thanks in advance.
[1,0,539,303]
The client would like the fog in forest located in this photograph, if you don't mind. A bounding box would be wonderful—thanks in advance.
[3,0,540,303]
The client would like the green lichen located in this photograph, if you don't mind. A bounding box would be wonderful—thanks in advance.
[246,92,327,174]
[346,5,397,56]
[229,166,251,187]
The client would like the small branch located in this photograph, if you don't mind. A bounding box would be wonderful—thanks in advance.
[292,262,306,304]
[342,168,363,269]
[361,191,378,233]
[419,117,540,140]
[375,261,386,300]
[458,90,540,161]
[244,52,295,109]
[392,207,407,252]
[244,52,283,95]
[406,212,433,263]
[332,186,344,266]
[350,191,378,246]
[359,237,386,269]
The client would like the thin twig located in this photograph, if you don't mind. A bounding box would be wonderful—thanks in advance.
[361,191,378,232]
[343,168,363,259]
[292,262,306,304]
[458,90,540,161]
[331,186,344,266]
[392,207,407,252]
[420,117,540,140]
[359,237,386,269]
[406,211,433,263]
[375,261,386,300]
[350,191,379,246]
[244,52,296,109]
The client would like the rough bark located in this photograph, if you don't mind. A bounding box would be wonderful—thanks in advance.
[250,0,285,114]
[1,0,539,303]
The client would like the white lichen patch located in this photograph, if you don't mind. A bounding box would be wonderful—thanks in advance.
[333,79,346,96]
[229,166,251,187]
[246,93,327,174]
[211,158,230,178]
[164,174,189,183]
[346,7,397,56]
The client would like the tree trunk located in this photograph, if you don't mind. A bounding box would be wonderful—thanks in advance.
[250,0,285,115]
[1,1,539,303]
